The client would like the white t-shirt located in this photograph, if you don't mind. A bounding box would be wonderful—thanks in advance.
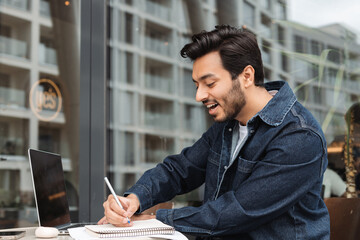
[231,123,248,163]
[322,168,346,198]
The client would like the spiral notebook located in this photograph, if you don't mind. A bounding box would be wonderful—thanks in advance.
[85,219,175,238]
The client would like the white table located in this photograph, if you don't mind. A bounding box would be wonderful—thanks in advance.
[0,227,74,240]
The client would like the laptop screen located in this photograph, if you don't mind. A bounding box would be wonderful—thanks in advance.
[28,149,71,227]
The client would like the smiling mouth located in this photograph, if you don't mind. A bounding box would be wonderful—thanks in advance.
[207,103,219,109]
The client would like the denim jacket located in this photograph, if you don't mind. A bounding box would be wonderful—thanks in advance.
[126,81,330,239]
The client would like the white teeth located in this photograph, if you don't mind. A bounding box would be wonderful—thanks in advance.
[207,103,217,109]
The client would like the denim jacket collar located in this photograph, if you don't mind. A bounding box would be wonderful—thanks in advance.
[256,81,297,126]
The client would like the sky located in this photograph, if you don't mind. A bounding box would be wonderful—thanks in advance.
[288,0,360,38]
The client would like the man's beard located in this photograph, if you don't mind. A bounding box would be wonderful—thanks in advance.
[215,79,246,122]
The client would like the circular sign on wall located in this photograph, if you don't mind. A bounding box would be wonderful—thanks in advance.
[29,79,62,122]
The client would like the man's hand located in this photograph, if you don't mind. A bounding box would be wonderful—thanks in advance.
[98,193,140,227]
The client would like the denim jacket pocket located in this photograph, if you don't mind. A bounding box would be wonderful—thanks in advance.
[237,157,256,173]
[232,157,257,187]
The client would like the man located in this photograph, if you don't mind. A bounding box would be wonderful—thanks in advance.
[99,25,330,239]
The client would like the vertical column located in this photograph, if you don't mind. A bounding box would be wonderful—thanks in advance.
[28,0,40,149]
[89,0,107,221]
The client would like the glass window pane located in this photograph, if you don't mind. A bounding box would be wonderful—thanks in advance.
[243,1,255,28]
[106,0,360,222]
[0,0,81,227]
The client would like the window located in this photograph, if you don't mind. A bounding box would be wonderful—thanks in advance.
[0,0,81,227]
[243,1,255,28]
[275,0,286,20]
[261,14,272,39]
[311,40,322,55]
[294,35,307,53]
[327,46,342,64]
[313,86,323,104]
[260,0,271,10]
[277,25,285,45]
[281,53,288,72]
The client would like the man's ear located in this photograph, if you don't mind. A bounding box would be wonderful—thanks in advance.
[242,65,255,88]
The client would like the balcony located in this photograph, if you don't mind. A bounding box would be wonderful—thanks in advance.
[344,79,360,90]
[144,112,173,129]
[38,43,57,66]
[143,0,170,21]
[39,0,51,17]
[145,73,172,93]
[348,60,360,72]
[293,59,310,80]
[262,50,271,65]
[0,87,26,108]
[0,0,29,11]
[144,36,172,57]
[260,24,272,39]
[145,149,169,163]
[0,36,27,59]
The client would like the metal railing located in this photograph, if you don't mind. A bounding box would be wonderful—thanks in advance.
[143,0,170,21]
[0,0,29,11]
[144,35,172,56]
[145,73,172,93]
[39,0,51,17]
[0,36,27,59]
[39,43,57,65]
[0,87,26,108]
[144,111,174,129]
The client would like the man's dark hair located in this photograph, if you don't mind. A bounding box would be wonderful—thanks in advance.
[180,25,264,86]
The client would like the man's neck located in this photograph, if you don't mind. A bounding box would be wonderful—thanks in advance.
[236,87,274,125]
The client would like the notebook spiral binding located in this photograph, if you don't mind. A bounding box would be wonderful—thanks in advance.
[98,227,175,238]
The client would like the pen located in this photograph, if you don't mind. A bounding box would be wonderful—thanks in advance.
[104,177,131,224]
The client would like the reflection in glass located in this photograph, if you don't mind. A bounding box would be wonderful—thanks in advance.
[0,0,80,228]
[107,0,360,211]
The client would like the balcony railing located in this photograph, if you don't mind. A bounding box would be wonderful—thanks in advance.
[143,0,170,21]
[344,79,360,90]
[348,60,360,72]
[260,24,272,39]
[0,36,27,59]
[0,0,29,11]
[39,43,57,66]
[145,74,172,93]
[144,112,173,129]
[262,51,271,65]
[0,87,26,108]
[144,36,172,56]
[293,59,310,80]
[39,0,51,17]
[145,149,170,163]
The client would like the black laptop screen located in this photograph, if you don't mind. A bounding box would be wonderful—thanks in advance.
[29,149,71,227]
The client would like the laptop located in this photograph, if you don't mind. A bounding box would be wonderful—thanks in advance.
[28,148,92,232]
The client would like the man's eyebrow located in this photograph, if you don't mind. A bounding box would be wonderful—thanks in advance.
[192,73,216,83]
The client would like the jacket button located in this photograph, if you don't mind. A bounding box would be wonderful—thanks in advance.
[224,166,228,170]
[228,128,232,132]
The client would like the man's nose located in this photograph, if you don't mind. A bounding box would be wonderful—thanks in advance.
[195,86,208,102]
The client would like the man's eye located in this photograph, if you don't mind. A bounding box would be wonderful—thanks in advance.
[207,82,215,87]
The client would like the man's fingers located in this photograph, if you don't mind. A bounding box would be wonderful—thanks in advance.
[102,194,139,226]
[109,198,127,215]
[97,216,107,225]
